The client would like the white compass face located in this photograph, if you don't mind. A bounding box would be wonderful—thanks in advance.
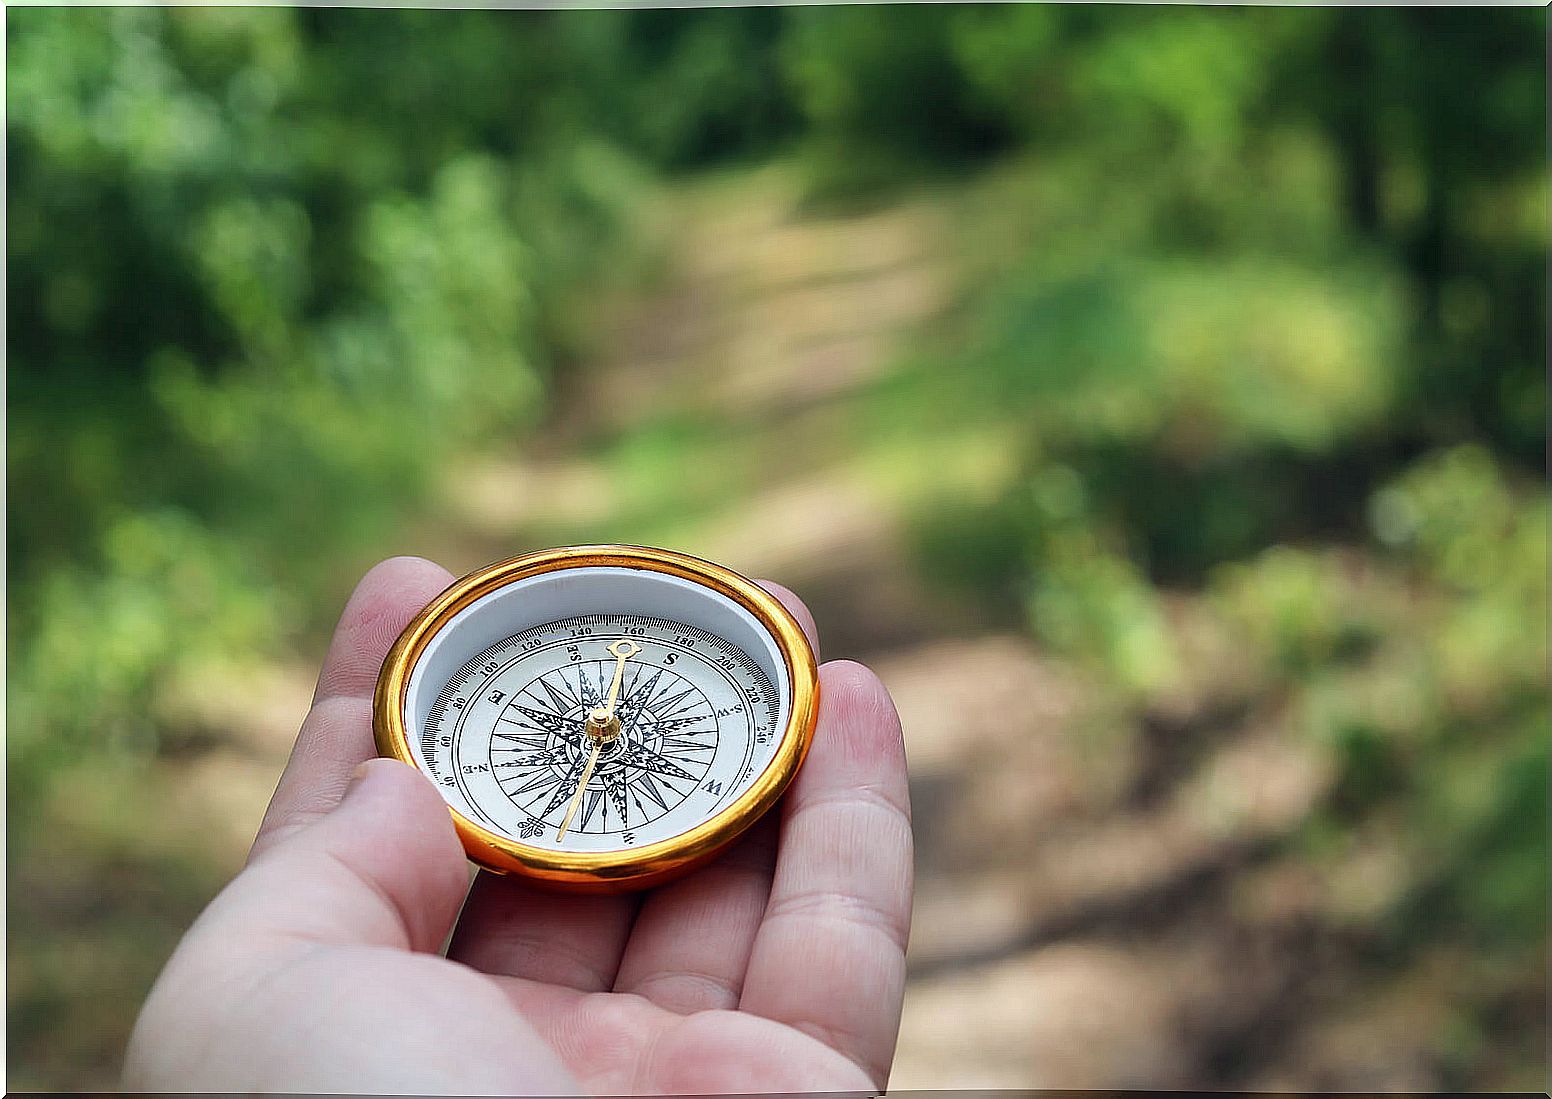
[399,567,795,856]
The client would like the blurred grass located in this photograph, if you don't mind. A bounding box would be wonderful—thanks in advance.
[8,6,1546,1091]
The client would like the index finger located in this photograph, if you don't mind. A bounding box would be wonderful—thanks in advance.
[250,555,453,859]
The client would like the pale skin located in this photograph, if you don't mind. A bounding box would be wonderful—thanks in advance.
[122,556,913,1094]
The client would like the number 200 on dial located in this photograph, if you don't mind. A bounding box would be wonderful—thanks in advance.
[373,546,820,891]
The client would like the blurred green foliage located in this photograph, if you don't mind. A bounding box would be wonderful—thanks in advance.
[870,8,1544,1080]
[7,5,1546,1090]
[7,8,646,807]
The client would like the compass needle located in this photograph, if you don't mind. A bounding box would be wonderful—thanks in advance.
[556,742,602,841]
[538,752,589,819]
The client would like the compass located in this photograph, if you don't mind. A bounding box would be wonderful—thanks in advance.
[373,545,820,891]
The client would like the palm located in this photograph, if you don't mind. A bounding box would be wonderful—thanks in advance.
[485,970,874,1094]
[446,791,906,1094]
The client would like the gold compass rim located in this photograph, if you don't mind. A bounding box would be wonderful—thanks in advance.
[372,544,821,892]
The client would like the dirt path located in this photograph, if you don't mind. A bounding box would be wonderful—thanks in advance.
[433,167,968,652]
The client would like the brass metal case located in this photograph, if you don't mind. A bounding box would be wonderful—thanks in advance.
[373,545,820,892]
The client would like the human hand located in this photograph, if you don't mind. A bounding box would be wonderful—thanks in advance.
[123,556,913,1094]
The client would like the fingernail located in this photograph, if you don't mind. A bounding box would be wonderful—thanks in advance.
[343,759,375,798]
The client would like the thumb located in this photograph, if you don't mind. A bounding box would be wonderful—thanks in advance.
[217,758,471,953]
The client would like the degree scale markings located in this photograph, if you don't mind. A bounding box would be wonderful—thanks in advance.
[419,614,780,850]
